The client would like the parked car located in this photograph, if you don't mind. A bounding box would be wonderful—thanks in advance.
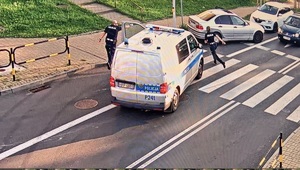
[187,8,265,43]
[278,13,300,45]
[250,1,294,32]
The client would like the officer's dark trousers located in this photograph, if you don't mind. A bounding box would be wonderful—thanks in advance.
[105,44,116,65]
[209,43,224,64]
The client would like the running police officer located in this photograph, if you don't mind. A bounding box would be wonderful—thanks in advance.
[204,26,226,68]
[99,20,122,70]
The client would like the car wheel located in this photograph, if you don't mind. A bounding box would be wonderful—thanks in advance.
[214,32,222,44]
[279,37,287,44]
[195,58,204,80]
[253,31,263,43]
[165,88,180,113]
[273,22,278,33]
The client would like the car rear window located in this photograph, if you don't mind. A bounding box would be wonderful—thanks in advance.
[197,11,216,21]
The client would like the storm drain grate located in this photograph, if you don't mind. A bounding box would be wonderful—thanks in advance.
[29,84,51,93]
[74,99,98,110]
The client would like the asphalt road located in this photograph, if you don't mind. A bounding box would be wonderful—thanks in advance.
[0,32,299,168]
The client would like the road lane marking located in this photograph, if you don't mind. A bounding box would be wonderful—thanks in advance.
[282,61,300,75]
[191,59,240,85]
[287,106,300,123]
[220,69,275,100]
[126,101,237,168]
[256,45,270,51]
[0,104,116,161]
[278,60,299,74]
[271,50,285,56]
[226,37,277,58]
[243,75,294,108]
[285,54,299,61]
[137,102,240,168]
[265,83,300,115]
[199,64,258,93]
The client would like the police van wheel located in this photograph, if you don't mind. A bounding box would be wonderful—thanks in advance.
[166,88,180,113]
[195,58,204,80]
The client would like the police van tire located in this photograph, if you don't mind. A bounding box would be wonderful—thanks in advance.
[253,31,263,43]
[166,88,180,113]
[195,58,204,80]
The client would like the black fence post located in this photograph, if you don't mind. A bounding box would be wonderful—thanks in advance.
[66,36,71,65]
[10,48,16,81]
[279,132,283,168]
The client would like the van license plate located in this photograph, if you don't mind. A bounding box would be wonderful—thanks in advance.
[118,82,134,89]
[145,95,155,100]
[283,36,290,40]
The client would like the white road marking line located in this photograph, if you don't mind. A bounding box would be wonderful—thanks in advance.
[126,101,237,168]
[287,106,300,123]
[271,50,285,56]
[0,104,116,161]
[243,75,294,108]
[191,59,240,85]
[244,43,255,46]
[278,60,299,74]
[285,54,300,61]
[282,61,300,75]
[138,102,240,168]
[199,64,258,93]
[256,45,270,51]
[265,83,300,115]
[220,69,275,100]
[227,37,277,58]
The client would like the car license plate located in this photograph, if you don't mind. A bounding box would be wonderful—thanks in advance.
[118,82,134,89]
[283,36,291,40]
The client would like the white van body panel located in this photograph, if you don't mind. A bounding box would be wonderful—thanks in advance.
[110,23,204,111]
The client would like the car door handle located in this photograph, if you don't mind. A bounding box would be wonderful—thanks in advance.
[218,26,223,28]
[234,26,237,28]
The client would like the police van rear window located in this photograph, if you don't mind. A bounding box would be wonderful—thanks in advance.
[115,50,163,77]
[197,11,216,21]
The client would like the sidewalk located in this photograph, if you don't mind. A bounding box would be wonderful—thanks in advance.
[0,0,299,168]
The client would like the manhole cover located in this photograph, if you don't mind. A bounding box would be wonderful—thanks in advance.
[74,99,98,109]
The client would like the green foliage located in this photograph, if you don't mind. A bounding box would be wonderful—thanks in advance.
[97,0,256,22]
[0,0,111,38]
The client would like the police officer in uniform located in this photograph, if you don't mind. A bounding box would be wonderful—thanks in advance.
[99,20,122,70]
[204,26,226,68]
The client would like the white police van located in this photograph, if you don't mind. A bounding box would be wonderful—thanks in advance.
[110,22,204,113]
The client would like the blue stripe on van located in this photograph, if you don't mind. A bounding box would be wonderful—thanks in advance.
[181,50,203,77]
[136,84,160,93]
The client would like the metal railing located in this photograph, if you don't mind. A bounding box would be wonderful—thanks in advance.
[1,36,70,81]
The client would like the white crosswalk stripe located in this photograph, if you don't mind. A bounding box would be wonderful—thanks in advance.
[265,83,300,115]
[199,64,258,93]
[242,75,294,108]
[287,105,300,123]
[220,69,275,100]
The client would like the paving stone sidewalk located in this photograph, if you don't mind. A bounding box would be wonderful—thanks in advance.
[0,0,299,168]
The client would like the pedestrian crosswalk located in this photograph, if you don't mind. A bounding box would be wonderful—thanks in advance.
[197,56,300,123]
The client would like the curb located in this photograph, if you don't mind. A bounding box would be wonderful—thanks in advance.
[0,62,107,96]
[263,126,300,168]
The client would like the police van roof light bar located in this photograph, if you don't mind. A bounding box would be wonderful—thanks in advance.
[146,24,185,34]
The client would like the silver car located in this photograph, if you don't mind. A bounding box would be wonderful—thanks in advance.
[188,8,265,43]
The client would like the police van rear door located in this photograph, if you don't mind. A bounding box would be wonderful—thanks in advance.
[122,21,145,42]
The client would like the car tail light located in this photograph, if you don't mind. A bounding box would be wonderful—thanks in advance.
[196,24,203,30]
[160,82,168,94]
[110,76,115,87]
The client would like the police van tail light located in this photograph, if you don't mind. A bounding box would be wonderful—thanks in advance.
[160,82,168,94]
[196,24,203,30]
[110,76,115,87]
